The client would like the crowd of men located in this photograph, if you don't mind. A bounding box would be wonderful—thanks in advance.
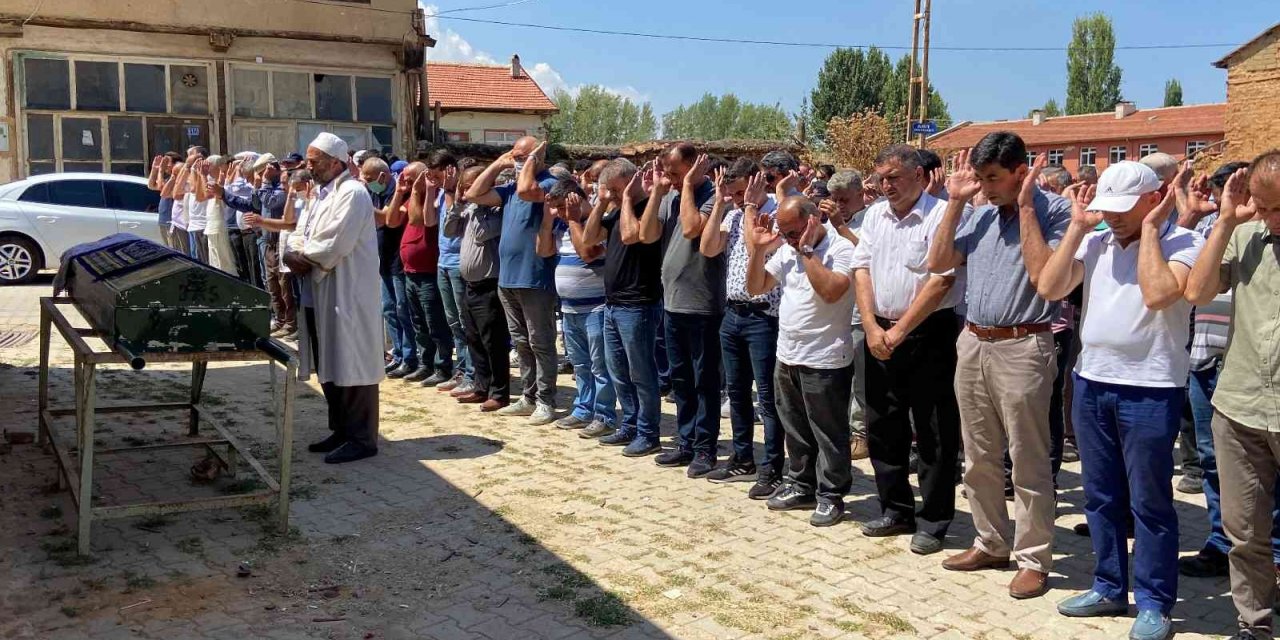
[145,130,1280,640]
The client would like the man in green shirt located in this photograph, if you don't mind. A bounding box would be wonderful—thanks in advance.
[1185,150,1280,640]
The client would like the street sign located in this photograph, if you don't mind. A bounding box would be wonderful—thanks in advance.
[911,120,938,136]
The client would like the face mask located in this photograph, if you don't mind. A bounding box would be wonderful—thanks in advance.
[294,198,306,211]
[367,181,387,196]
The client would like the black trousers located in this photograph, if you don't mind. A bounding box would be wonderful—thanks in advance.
[461,278,510,401]
[226,229,256,288]
[305,307,379,451]
[775,361,854,502]
[865,308,962,537]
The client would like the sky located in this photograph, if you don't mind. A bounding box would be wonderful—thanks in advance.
[422,0,1276,125]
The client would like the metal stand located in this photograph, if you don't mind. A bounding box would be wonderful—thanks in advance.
[37,297,297,555]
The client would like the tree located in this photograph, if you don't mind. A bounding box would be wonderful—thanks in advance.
[660,93,792,141]
[807,47,894,141]
[544,85,657,145]
[825,110,893,174]
[882,54,951,141]
[1163,79,1183,107]
[1065,13,1123,115]
[1027,98,1063,118]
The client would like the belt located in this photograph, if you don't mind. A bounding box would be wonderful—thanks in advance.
[727,299,770,314]
[966,322,1051,341]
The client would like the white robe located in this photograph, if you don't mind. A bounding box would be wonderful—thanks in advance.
[203,198,238,277]
[287,174,385,387]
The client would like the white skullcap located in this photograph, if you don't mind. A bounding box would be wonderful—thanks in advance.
[309,132,348,161]
[251,153,278,171]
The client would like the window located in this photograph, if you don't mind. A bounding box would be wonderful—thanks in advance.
[1047,149,1065,165]
[1109,146,1127,163]
[124,64,167,113]
[355,77,393,123]
[1139,143,1159,158]
[233,69,271,118]
[272,72,312,119]
[75,61,120,112]
[108,118,144,160]
[47,180,106,208]
[484,130,523,144]
[105,181,160,212]
[1186,141,1208,157]
[1079,147,1097,166]
[169,65,209,114]
[314,74,353,121]
[371,126,394,155]
[24,58,70,110]
[18,183,50,203]
[26,114,55,161]
[445,131,470,142]
[61,117,103,161]
[1026,151,1038,165]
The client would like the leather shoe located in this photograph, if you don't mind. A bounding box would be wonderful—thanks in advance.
[323,442,377,464]
[942,547,1010,572]
[386,363,415,379]
[456,392,486,404]
[860,515,916,538]
[480,398,509,412]
[1129,610,1172,640]
[307,433,347,453]
[384,359,402,374]
[1057,590,1127,617]
[1009,568,1049,599]
[403,366,432,382]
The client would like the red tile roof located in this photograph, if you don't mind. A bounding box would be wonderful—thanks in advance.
[425,62,558,114]
[928,103,1226,149]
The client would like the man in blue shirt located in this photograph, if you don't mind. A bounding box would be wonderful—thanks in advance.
[466,137,560,426]
[927,132,1071,600]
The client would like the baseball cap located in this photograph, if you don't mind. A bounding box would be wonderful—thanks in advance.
[1087,161,1162,213]
[283,152,304,165]
[251,152,278,172]
[390,160,408,173]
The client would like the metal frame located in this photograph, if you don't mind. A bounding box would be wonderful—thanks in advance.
[37,297,297,555]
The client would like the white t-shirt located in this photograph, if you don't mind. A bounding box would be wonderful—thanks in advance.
[1074,225,1203,387]
[185,192,208,233]
[765,231,857,369]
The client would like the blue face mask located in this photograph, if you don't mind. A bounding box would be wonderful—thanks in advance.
[367,181,387,196]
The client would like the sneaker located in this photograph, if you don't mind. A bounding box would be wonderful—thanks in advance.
[449,382,476,398]
[1176,474,1204,494]
[663,392,676,404]
[850,435,869,460]
[720,397,730,418]
[384,359,403,374]
[860,515,916,538]
[706,459,757,483]
[687,452,717,478]
[766,483,817,511]
[1178,548,1229,578]
[654,448,694,467]
[748,469,783,500]
[810,499,845,527]
[497,397,536,417]
[556,414,591,430]
[421,371,450,387]
[1061,444,1080,463]
[622,438,661,457]
[527,403,556,426]
[909,531,944,555]
[437,372,465,392]
[579,420,616,439]
[598,429,635,446]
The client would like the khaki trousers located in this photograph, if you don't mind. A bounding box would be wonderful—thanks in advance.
[955,329,1057,571]
[1214,410,1280,637]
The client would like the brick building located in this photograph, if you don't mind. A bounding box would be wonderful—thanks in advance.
[1214,22,1280,162]
[425,56,558,145]
[928,102,1225,176]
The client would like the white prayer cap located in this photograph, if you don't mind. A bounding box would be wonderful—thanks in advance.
[234,151,258,161]
[309,132,348,161]
[251,153,278,171]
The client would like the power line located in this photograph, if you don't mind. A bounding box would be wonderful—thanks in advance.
[434,15,1239,52]
[428,0,539,16]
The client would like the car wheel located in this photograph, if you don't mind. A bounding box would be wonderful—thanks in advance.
[0,235,40,285]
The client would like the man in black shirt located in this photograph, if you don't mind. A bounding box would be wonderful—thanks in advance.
[577,158,663,457]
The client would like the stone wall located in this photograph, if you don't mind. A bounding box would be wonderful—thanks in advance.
[1224,31,1280,162]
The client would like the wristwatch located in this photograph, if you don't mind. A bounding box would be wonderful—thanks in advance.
[800,244,814,258]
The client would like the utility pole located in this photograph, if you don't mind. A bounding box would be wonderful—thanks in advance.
[904,0,932,147]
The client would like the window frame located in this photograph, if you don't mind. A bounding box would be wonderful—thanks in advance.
[484,129,525,145]
[1108,145,1127,164]
[1047,149,1065,166]
[1138,143,1159,158]
[1079,147,1097,166]
[1186,141,1208,157]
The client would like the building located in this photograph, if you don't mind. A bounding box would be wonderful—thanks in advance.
[0,0,433,182]
[427,56,558,144]
[1214,22,1280,162]
[928,102,1225,175]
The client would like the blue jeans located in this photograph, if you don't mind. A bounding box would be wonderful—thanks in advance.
[604,304,661,442]
[720,306,783,473]
[655,308,671,392]
[405,272,453,375]
[438,267,471,380]
[1190,365,1280,560]
[381,271,416,367]
[563,309,616,426]
[1073,374,1181,614]
[666,311,723,455]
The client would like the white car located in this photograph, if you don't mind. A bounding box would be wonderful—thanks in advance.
[0,173,162,284]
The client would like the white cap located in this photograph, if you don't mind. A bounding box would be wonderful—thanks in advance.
[309,132,348,161]
[251,152,277,171]
[352,149,371,166]
[1088,161,1162,213]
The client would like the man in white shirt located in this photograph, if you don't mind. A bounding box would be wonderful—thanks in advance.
[285,132,386,465]
[746,196,857,526]
[850,144,964,556]
[1038,161,1203,640]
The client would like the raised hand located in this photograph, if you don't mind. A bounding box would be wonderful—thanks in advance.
[531,141,548,169]
[639,161,655,194]
[750,211,783,252]
[563,192,585,222]
[798,215,821,249]
[1218,167,1256,227]
[649,160,669,196]
[712,166,729,203]
[395,170,414,196]
[946,149,982,203]
[777,170,800,195]
[925,166,947,198]
[744,172,767,209]
[495,151,516,169]
[1067,183,1103,229]
[819,198,842,226]
[1143,186,1178,229]
[1187,174,1218,216]
[686,154,710,187]
[1018,152,1048,210]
